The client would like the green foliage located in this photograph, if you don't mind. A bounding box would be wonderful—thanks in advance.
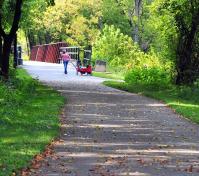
[93,25,135,68]
[125,67,171,87]
[1,0,16,32]
[101,0,131,35]
[141,0,178,62]
[93,71,124,80]
[177,79,199,102]
[93,24,173,88]
[0,69,64,176]
[93,25,132,70]
[2,0,196,85]
[22,0,101,47]
[93,25,168,74]
[167,0,199,84]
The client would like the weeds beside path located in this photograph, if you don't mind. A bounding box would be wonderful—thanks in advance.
[0,69,64,176]
[93,71,124,80]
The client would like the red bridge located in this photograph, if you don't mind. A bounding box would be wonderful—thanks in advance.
[30,42,67,63]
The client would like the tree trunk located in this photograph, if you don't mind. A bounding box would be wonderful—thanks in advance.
[1,37,12,78]
[38,31,43,45]
[0,36,2,70]
[98,16,103,31]
[0,0,22,78]
[133,0,142,43]
[45,32,51,44]
[13,34,18,68]
[25,30,30,56]
[27,30,36,49]
[176,11,199,85]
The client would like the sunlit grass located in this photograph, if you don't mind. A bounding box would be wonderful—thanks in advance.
[93,71,124,80]
[104,81,199,124]
[0,69,64,176]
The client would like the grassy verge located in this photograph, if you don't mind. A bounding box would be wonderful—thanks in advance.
[104,81,199,124]
[0,69,64,176]
[93,71,124,80]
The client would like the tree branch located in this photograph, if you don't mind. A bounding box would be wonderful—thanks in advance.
[0,22,6,38]
[0,1,6,38]
[9,0,23,37]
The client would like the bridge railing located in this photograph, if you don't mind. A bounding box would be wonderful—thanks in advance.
[30,44,92,65]
[30,42,68,63]
[60,47,92,66]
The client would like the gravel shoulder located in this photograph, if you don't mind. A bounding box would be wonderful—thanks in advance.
[23,61,199,176]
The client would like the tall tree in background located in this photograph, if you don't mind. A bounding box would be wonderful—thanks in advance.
[101,0,131,35]
[173,0,199,84]
[0,0,3,68]
[133,0,142,43]
[114,0,143,43]
[150,0,199,84]
[26,0,101,47]
[21,1,51,49]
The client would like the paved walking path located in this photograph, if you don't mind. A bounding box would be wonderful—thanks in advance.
[23,61,199,176]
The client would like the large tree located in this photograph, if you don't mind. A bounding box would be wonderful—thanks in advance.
[0,0,55,78]
[0,0,22,78]
[143,0,199,84]
[173,0,199,84]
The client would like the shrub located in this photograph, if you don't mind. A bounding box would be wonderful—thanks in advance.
[93,24,174,86]
[92,25,139,70]
[92,25,170,70]
[125,67,171,88]
[177,79,199,102]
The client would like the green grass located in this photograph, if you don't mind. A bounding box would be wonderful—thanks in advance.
[104,81,199,124]
[0,69,64,176]
[93,71,124,80]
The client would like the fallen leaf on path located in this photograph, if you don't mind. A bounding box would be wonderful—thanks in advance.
[18,141,55,175]
[184,165,193,172]
[137,159,145,165]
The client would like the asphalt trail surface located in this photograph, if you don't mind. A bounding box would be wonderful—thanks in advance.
[23,61,199,176]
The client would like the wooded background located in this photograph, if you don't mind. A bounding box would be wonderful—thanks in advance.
[0,0,198,85]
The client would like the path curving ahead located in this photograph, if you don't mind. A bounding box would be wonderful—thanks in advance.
[23,61,199,176]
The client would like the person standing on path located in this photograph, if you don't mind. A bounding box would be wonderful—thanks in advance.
[60,50,71,74]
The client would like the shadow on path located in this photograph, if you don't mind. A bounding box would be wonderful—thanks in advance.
[23,61,199,176]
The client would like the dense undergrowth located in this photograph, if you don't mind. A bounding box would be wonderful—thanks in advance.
[0,69,64,176]
[92,25,174,86]
[93,71,124,80]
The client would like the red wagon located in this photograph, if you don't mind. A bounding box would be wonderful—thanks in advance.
[76,65,92,75]
[60,47,93,76]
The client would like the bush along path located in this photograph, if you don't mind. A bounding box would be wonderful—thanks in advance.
[22,61,199,176]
